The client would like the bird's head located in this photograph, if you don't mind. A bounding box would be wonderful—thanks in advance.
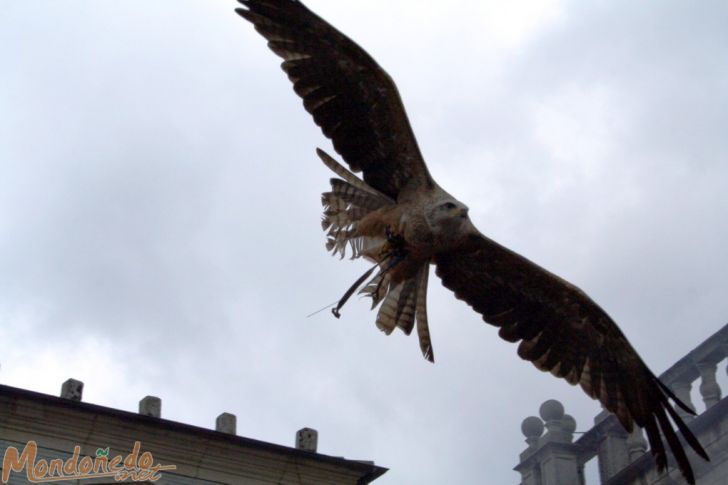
[425,197,470,235]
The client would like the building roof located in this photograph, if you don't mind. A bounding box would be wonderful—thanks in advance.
[0,383,388,484]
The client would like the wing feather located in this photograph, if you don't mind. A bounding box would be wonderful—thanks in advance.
[434,232,708,483]
[236,0,434,199]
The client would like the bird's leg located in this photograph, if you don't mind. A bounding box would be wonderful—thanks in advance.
[383,224,407,260]
[331,225,408,318]
[331,262,379,318]
[364,226,406,301]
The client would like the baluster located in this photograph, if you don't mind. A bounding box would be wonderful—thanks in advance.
[697,360,722,409]
[626,428,647,462]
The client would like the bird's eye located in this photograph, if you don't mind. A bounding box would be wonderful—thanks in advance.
[442,202,457,210]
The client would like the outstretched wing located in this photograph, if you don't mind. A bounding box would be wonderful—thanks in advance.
[236,0,434,200]
[434,233,709,484]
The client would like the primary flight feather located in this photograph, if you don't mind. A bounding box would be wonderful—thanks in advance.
[235,1,709,482]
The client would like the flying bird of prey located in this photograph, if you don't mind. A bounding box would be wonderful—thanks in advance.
[236,1,709,482]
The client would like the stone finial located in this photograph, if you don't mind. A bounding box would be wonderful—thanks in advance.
[517,400,581,485]
[296,427,318,452]
[521,416,544,447]
[61,379,84,401]
[538,400,577,443]
[216,413,237,434]
[539,399,565,422]
[139,396,161,418]
[540,399,564,436]
[561,414,577,442]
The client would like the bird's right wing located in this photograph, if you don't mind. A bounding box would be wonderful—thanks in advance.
[236,0,434,200]
[434,232,709,484]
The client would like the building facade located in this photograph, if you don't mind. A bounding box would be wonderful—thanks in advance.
[0,382,386,484]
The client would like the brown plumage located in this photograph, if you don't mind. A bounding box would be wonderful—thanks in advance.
[235,1,709,482]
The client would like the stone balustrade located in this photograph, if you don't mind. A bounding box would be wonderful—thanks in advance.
[515,322,728,485]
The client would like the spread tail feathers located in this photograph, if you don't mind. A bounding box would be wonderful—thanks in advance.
[318,148,433,362]
[334,260,434,362]
[369,263,434,362]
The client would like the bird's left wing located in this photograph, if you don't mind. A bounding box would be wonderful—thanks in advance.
[236,0,434,200]
[434,233,708,484]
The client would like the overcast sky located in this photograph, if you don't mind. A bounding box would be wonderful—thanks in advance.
[1,1,727,483]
